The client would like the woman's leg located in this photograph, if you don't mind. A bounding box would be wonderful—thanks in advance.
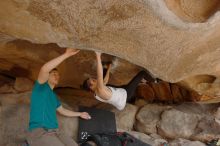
[124,70,155,103]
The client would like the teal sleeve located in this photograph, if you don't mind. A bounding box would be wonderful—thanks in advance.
[56,96,61,108]
[35,80,47,88]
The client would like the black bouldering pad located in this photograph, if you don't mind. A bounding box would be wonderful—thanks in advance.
[79,132,152,146]
[120,132,152,146]
[78,107,117,142]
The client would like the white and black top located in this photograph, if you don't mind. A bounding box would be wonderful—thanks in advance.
[94,86,127,110]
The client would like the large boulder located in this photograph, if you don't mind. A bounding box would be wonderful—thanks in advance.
[113,104,138,131]
[135,104,170,134]
[158,108,201,139]
[191,116,220,142]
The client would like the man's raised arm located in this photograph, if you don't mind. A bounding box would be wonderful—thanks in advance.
[38,48,80,84]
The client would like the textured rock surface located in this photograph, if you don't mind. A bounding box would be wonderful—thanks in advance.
[215,107,220,124]
[135,104,170,134]
[1,0,220,102]
[165,0,220,22]
[14,77,33,92]
[192,116,220,142]
[158,108,201,139]
[1,90,219,145]
[113,104,138,131]
[136,83,201,103]
[169,138,206,146]
[1,1,220,144]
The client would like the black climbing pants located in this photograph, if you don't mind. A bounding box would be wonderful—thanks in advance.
[109,70,155,103]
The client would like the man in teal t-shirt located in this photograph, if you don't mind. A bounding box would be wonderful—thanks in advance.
[27,48,91,146]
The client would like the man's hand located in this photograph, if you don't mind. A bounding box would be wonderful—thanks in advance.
[65,48,80,57]
[80,112,91,120]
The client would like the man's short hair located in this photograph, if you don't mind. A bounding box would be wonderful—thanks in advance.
[82,78,90,91]
[49,68,58,74]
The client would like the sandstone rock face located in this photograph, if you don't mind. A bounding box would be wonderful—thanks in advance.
[14,77,33,92]
[0,92,31,146]
[1,0,220,101]
[165,0,220,22]
[158,108,201,139]
[0,84,16,94]
[136,104,170,134]
[55,88,100,108]
[1,1,220,144]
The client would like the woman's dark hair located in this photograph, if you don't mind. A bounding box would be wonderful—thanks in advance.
[82,78,90,91]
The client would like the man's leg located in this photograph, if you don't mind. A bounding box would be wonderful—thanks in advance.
[124,70,156,103]
[27,129,65,146]
[56,131,78,146]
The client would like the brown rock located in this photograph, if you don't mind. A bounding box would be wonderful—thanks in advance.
[151,82,172,101]
[14,77,33,92]
[55,88,99,108]
[135,99,148,107]
[170,84,184,102]
[136,84,155,102]
[0,84,16,94]
[0,75,14,86]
